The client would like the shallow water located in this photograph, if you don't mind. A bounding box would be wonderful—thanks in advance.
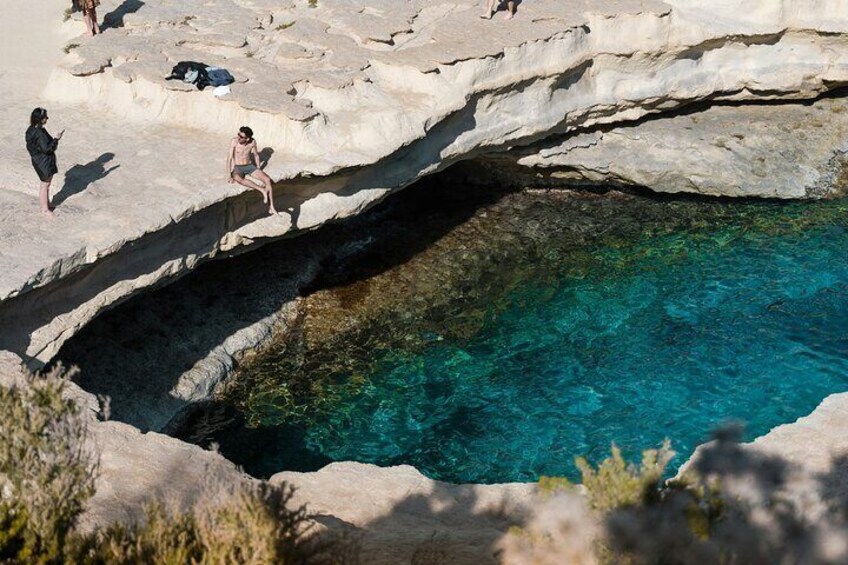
[204,188,848,483]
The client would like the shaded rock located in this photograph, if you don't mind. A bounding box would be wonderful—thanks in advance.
[0,360,252,533]
[488,96,848,198]
[272,461,538,565]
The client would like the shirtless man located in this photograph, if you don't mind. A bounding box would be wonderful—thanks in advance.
[227,126,279,215]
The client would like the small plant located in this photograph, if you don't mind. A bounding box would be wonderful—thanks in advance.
[308,0,318,8]
[275,21,296,31]
[63,43,80,54]
[538,475,573,496]
[575,440,674,512]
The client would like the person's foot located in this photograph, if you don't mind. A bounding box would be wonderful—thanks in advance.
[480,11,493,19]
[503,10,514,19]
[41,208,55,217]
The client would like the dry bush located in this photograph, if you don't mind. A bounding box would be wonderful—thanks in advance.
[76,480,359,564]
[502,442,675,564]
[0,365,358,564]
[0,366,98,563]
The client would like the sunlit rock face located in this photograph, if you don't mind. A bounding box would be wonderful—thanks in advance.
[3,0,848,367]
[482,96,848,198]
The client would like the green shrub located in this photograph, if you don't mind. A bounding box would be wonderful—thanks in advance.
[0,367,98,563]
[576,441,674,512]
[0,367,357,564]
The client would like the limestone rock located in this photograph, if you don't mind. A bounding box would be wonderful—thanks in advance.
[272,462,538,565]
[0,359,252,533]
[3,0,848,409]
[489,96,848,198]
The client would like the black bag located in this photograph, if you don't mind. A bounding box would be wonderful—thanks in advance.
[166,61,207,82]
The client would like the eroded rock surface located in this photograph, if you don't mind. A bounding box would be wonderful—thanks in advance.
[272,462,537,565]
[2,0,848,366]
[3,1,848,557]
[486,96,848,198]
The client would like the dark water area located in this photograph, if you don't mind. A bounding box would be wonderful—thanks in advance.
[178,177,848,484]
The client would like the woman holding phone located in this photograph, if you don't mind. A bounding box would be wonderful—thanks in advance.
[25,108,64,215]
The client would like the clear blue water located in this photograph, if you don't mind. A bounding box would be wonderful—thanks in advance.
[210,195,848,483]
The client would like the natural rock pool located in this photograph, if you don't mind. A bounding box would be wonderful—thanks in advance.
[184,179,848,484]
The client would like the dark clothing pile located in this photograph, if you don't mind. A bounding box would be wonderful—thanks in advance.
[166,61,235,91]
[25,126,59,182]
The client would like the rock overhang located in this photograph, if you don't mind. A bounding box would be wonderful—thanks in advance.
[3,0,848,365]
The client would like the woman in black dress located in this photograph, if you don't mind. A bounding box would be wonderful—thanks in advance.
[25,108,64,215]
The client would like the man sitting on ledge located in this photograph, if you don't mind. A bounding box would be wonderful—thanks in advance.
[227,126,279,215]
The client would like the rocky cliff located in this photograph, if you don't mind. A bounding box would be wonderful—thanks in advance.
[2,2,848,558]
[2,0,848,367]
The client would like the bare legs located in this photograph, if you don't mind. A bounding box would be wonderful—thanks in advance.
[481,0,515,19]
[40,176,54,216]
[83,8,101,36]
[231,171,279,215]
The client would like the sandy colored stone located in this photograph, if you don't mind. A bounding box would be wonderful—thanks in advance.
[2,2,848,554]
[3,0,848,366]
[489,96,848,198]
[273,462,538,564]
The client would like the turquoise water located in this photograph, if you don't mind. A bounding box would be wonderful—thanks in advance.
[208,195,848,483]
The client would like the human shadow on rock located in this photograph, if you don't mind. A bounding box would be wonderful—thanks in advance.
[317,475,523,564]
[54,152,119,207]
[102,0,145,30]
[259,147,274,169]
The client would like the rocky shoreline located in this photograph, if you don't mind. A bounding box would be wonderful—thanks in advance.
[3,0,848,562]
[3,0,848,366]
